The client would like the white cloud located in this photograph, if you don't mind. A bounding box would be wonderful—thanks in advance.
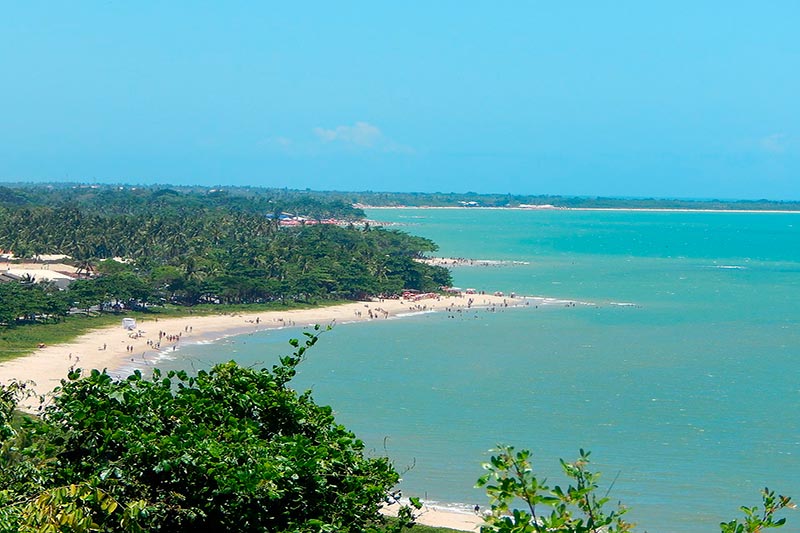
[313,121,383,147]
[256,122,414,155]
[313,121,413,153]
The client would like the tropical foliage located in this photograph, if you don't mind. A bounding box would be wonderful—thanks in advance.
[0,186,451,328]
[0,282,70,327]
[0,329,409,533]
[476,445,793,533]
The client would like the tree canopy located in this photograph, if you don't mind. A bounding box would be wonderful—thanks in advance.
[0,186,451,327]
[0,329,405,532]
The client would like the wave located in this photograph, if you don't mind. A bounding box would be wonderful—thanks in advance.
[523,296,593,307]
[395,310,438,318]
[703,264,747,270]
[393,497,482,517]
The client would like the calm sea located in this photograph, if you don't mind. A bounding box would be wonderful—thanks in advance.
[158,208,800,532]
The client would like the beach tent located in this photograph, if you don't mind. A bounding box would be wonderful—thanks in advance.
[122,318,137,330]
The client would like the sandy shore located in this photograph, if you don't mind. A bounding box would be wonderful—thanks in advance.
[381,501,485,531]
[416,256,530,268]
[0,292,521,407]
[363,205,800,214]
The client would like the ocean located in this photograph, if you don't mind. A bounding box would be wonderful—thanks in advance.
[158,208,800,532]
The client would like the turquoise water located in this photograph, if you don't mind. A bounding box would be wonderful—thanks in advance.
[159,209,800,532]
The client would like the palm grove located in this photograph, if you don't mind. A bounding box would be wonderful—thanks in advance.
[0,185,451,326]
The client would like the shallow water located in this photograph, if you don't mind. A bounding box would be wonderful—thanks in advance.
[160,208,800,532]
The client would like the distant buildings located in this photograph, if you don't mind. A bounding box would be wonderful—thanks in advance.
[518,204,556,209]
[266,212,343,226]
[0,268,77,289]
[0,256,79,289]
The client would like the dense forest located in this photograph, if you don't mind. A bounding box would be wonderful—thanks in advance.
[0,184,364,219]
[0,185,451,327]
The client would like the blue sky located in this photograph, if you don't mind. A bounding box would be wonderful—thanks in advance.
[1,2,798,199]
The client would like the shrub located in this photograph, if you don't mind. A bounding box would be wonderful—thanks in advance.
[0,327,402,532]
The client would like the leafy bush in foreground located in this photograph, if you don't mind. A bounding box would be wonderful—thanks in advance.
[0,327,402,532]
[476,445,793,533]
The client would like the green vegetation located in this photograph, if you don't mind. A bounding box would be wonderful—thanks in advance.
[0,314,120,361]
[0,184,364,220]
[4,182,799,215]
[382,519,463,533]
[477,445,793,533]
[0,184,794,531]
[0,185,451,346]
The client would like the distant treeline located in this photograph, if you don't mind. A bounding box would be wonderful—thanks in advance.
[0,183,364,219]
[4,183,798,211]
[0,185,450,326]
[344,191,800,210]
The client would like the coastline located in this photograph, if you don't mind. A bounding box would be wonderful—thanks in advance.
[416,256,530,268]
[0,292,521,405]
[381,501,484,531]
[363,205,800,214]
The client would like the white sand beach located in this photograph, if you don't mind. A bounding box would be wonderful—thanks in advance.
[381,501,485,531]
[415,256,530,268]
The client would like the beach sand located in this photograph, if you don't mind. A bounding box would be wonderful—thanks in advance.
[0,291,517,532]
[0,294,523,388]
[415,256,530,268]
[381,501,485,531]
[0,292,519,404]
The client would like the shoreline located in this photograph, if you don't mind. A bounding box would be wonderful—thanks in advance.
[416,256,530,268]
[363,205,800,214]
[0,292,523,405]
[381,501,485,531]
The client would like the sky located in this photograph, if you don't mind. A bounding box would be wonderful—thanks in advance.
[1,2,798,200]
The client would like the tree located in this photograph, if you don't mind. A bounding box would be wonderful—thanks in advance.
[477,446,633,533]
[0,282,70,327]
[476,445,793,533]
[720,489,794,533]
[0,328,407,532]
